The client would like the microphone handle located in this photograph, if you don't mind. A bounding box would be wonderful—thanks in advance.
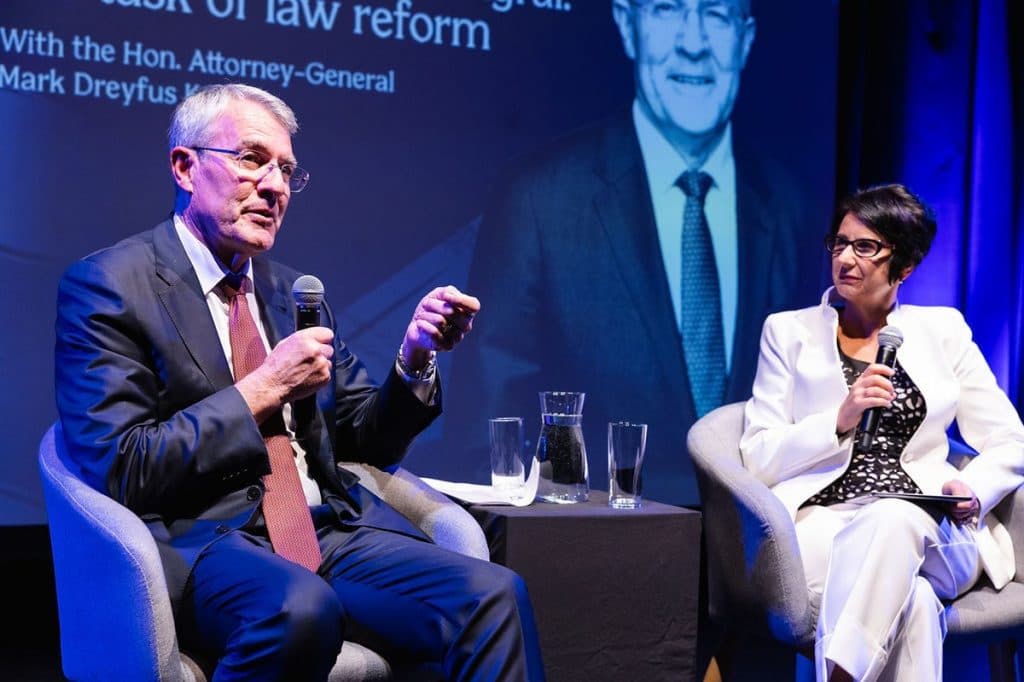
[875,344,898,369]
[296,304,320,330]
[294,303,322,426]
[855,344,899,451]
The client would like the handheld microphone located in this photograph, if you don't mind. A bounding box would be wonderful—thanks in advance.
[855,325,904,452]
[292,275,325,426]
[292,274,324,330]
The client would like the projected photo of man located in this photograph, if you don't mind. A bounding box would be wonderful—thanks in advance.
[448,0,824,505]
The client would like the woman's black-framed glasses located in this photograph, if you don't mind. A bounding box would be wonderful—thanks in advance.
[824,235,892,258]
[191,146,310,193]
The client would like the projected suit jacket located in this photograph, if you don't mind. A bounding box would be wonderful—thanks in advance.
[448,112,820,505]
[54,219,438,611]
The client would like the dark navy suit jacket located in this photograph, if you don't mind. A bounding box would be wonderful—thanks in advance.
[55,219,439,611]
[448,113,821,505]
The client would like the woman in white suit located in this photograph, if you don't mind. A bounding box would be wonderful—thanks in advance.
[740,184,1024,682]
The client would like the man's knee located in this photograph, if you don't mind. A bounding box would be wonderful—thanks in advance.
[274,575,346,661]
[200,568,346,678]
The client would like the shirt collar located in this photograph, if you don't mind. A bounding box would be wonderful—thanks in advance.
[172,214,252,296]
[632,99,734,192]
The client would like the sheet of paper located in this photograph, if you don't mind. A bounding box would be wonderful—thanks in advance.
[421,456,540,506]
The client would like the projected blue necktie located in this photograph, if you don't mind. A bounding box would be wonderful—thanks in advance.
[677,170,726,418]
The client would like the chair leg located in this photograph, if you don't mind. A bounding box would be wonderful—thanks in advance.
[714,629,797,682]
[987,639,1018,682]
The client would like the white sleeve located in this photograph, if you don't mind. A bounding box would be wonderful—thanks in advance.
[947,312,1024,518]
[739,314,848,487]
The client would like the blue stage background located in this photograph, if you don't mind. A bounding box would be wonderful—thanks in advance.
[7,0,1021,523]
[833,0,1024,449]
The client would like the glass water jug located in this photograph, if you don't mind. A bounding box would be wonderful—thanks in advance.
[534,391,589,503]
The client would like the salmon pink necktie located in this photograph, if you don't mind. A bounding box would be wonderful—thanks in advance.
[221,274,322,572]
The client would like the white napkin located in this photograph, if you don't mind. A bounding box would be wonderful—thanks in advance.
[421,457,539,506]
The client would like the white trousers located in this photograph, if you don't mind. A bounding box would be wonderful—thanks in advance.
[795,498,982,682]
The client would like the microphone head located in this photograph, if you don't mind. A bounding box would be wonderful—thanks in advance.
[878,325,904,350]
[292,275,324,306]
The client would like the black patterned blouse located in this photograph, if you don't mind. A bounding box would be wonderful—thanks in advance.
[804,344,925,507]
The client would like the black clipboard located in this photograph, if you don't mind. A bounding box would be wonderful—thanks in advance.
[870,491,973,504]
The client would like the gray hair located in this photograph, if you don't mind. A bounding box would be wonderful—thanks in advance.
[168,83,298,150]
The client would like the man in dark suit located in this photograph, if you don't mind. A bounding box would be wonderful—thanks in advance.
[447,0,820,505]
[55,83,544,681]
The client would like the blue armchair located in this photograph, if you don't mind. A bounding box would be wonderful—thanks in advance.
[688,402,1024,681]
[39,421,488,681]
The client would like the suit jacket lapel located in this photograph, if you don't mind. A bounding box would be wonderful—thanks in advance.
[251,257,292,346]
[592,114,693,411]
[152,219,235,391]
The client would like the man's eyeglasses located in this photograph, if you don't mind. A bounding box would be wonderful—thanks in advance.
[191,146,310,193]
[630,1,741,33]
[824,235,892,259]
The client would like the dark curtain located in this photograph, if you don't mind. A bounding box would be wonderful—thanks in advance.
[837,0,1024,406]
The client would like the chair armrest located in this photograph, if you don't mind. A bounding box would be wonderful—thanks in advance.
[948,437,1024,583]
[39,423,195,682]
[991,484,1024,582]
[340,462,490,561]
[688,404,815,647]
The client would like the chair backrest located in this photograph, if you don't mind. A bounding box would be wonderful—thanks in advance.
[38,422,195,682]
[687,402,816,646]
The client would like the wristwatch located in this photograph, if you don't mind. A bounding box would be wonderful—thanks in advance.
[396,344,436,383]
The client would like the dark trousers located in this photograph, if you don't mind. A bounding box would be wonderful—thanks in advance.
[179,511,546,681]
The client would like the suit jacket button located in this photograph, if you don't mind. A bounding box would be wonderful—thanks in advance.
[215,524,230,534]
[246,486,261,501]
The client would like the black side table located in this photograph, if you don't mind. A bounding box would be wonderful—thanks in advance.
[470,491,702,681]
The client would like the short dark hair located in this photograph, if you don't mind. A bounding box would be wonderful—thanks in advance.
[830,184,937,284]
